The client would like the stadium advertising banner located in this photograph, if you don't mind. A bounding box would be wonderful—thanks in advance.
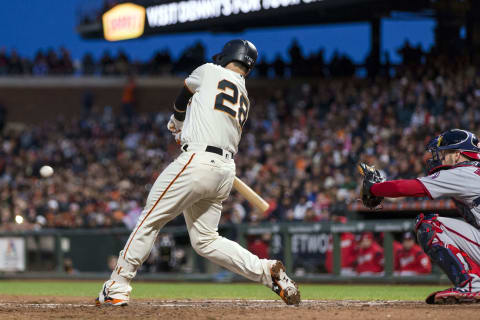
[102,3,146,41]
[83,0,379,40]
[145,0,324,28]
[100,0,355,40]
[0,237,26,272]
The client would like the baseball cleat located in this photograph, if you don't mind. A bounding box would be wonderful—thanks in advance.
[426,287,480,304]
[270,261,301,306]
[95,296,128,307]
[95,281,129,307]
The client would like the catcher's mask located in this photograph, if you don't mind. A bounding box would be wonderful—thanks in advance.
[425,129,480,174]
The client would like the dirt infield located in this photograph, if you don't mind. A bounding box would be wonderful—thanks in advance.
[1,295,480,320]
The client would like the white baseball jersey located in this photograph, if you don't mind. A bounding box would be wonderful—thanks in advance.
[418,164,480,228]
[181,63,249,155]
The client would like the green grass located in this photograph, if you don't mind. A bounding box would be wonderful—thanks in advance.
[0,281,446,301]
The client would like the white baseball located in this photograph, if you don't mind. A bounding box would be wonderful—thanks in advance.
[40,165,54,178]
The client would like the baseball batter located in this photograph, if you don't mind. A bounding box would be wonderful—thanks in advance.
[360,129,480,304]
[96,40,300,306]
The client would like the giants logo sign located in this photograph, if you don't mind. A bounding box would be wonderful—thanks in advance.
[103,3,146,41]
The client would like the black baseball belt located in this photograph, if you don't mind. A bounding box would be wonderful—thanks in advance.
[182,144,233,159]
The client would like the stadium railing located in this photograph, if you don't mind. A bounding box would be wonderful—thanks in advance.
[0,220,448,284]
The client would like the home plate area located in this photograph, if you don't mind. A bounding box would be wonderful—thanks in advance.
[0,297,479,320]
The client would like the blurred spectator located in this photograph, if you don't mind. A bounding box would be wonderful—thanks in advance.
[272,54,286,78]
[397,40,423,66]
[173,41,205,74]
[292,195,312,221]
[308,49,325,77]
[355,232,384,275]
[325,229,357,275]
[46,48,60,74]
[32,50,48,75]
[82,90,94,118]
[0,48,8,75]
[59,47,74,74]
[329,51,355,77]
[63,257,77,274]
[393,237,403,262]
[289,39,304,77]
[82,53,95,75]
[143,233,186,272]
[150,49,172,75]
[9,49,22,74]
[114,50,130,75]
[0,101,7,133]
[122,74,137,120]
[156,233,177,272]
[100,50,115,75]
[255,56,269,78]
[394,232,432,275]
[247,233,271,259]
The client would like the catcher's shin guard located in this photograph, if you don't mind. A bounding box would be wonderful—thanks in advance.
[415,214,470,287]
[424,246,480,304]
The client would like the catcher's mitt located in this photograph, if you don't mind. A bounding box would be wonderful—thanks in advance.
[357,162,386,209]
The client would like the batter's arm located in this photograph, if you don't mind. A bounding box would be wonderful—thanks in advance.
[172,84,193,121]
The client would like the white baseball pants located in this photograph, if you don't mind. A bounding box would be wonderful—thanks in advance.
[108,147,273,294]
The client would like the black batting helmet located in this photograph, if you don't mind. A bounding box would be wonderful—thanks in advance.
[212,39,258,74]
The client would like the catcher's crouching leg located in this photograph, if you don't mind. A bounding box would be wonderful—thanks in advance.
[415,213,480,304]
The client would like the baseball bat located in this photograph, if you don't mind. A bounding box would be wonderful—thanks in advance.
[233,177,270,213]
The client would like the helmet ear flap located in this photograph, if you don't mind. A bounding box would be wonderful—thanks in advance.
[212,53,223,65]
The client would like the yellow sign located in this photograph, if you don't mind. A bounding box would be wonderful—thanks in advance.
[102,3,146,41]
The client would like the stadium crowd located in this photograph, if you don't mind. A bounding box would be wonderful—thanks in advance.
[0,44,479,231]
[0,41,356,78]
[0,40,430,79]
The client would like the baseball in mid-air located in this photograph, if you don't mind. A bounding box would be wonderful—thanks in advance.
[39,165,54,178]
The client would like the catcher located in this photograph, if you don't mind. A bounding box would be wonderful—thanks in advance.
[359,129,480,304]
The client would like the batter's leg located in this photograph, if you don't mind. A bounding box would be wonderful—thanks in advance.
[185,199,271,285]
[184,198,300,305]
[97,153,201,305]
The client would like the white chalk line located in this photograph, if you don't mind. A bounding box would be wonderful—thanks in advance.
[0,300,419,309]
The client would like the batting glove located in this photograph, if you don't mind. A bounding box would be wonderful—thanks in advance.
[167,114,183,133]
[173,131,182,145]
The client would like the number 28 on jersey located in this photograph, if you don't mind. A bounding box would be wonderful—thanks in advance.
[214,79,249,129]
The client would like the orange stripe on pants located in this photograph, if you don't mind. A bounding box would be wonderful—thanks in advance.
[123,153,196,258]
